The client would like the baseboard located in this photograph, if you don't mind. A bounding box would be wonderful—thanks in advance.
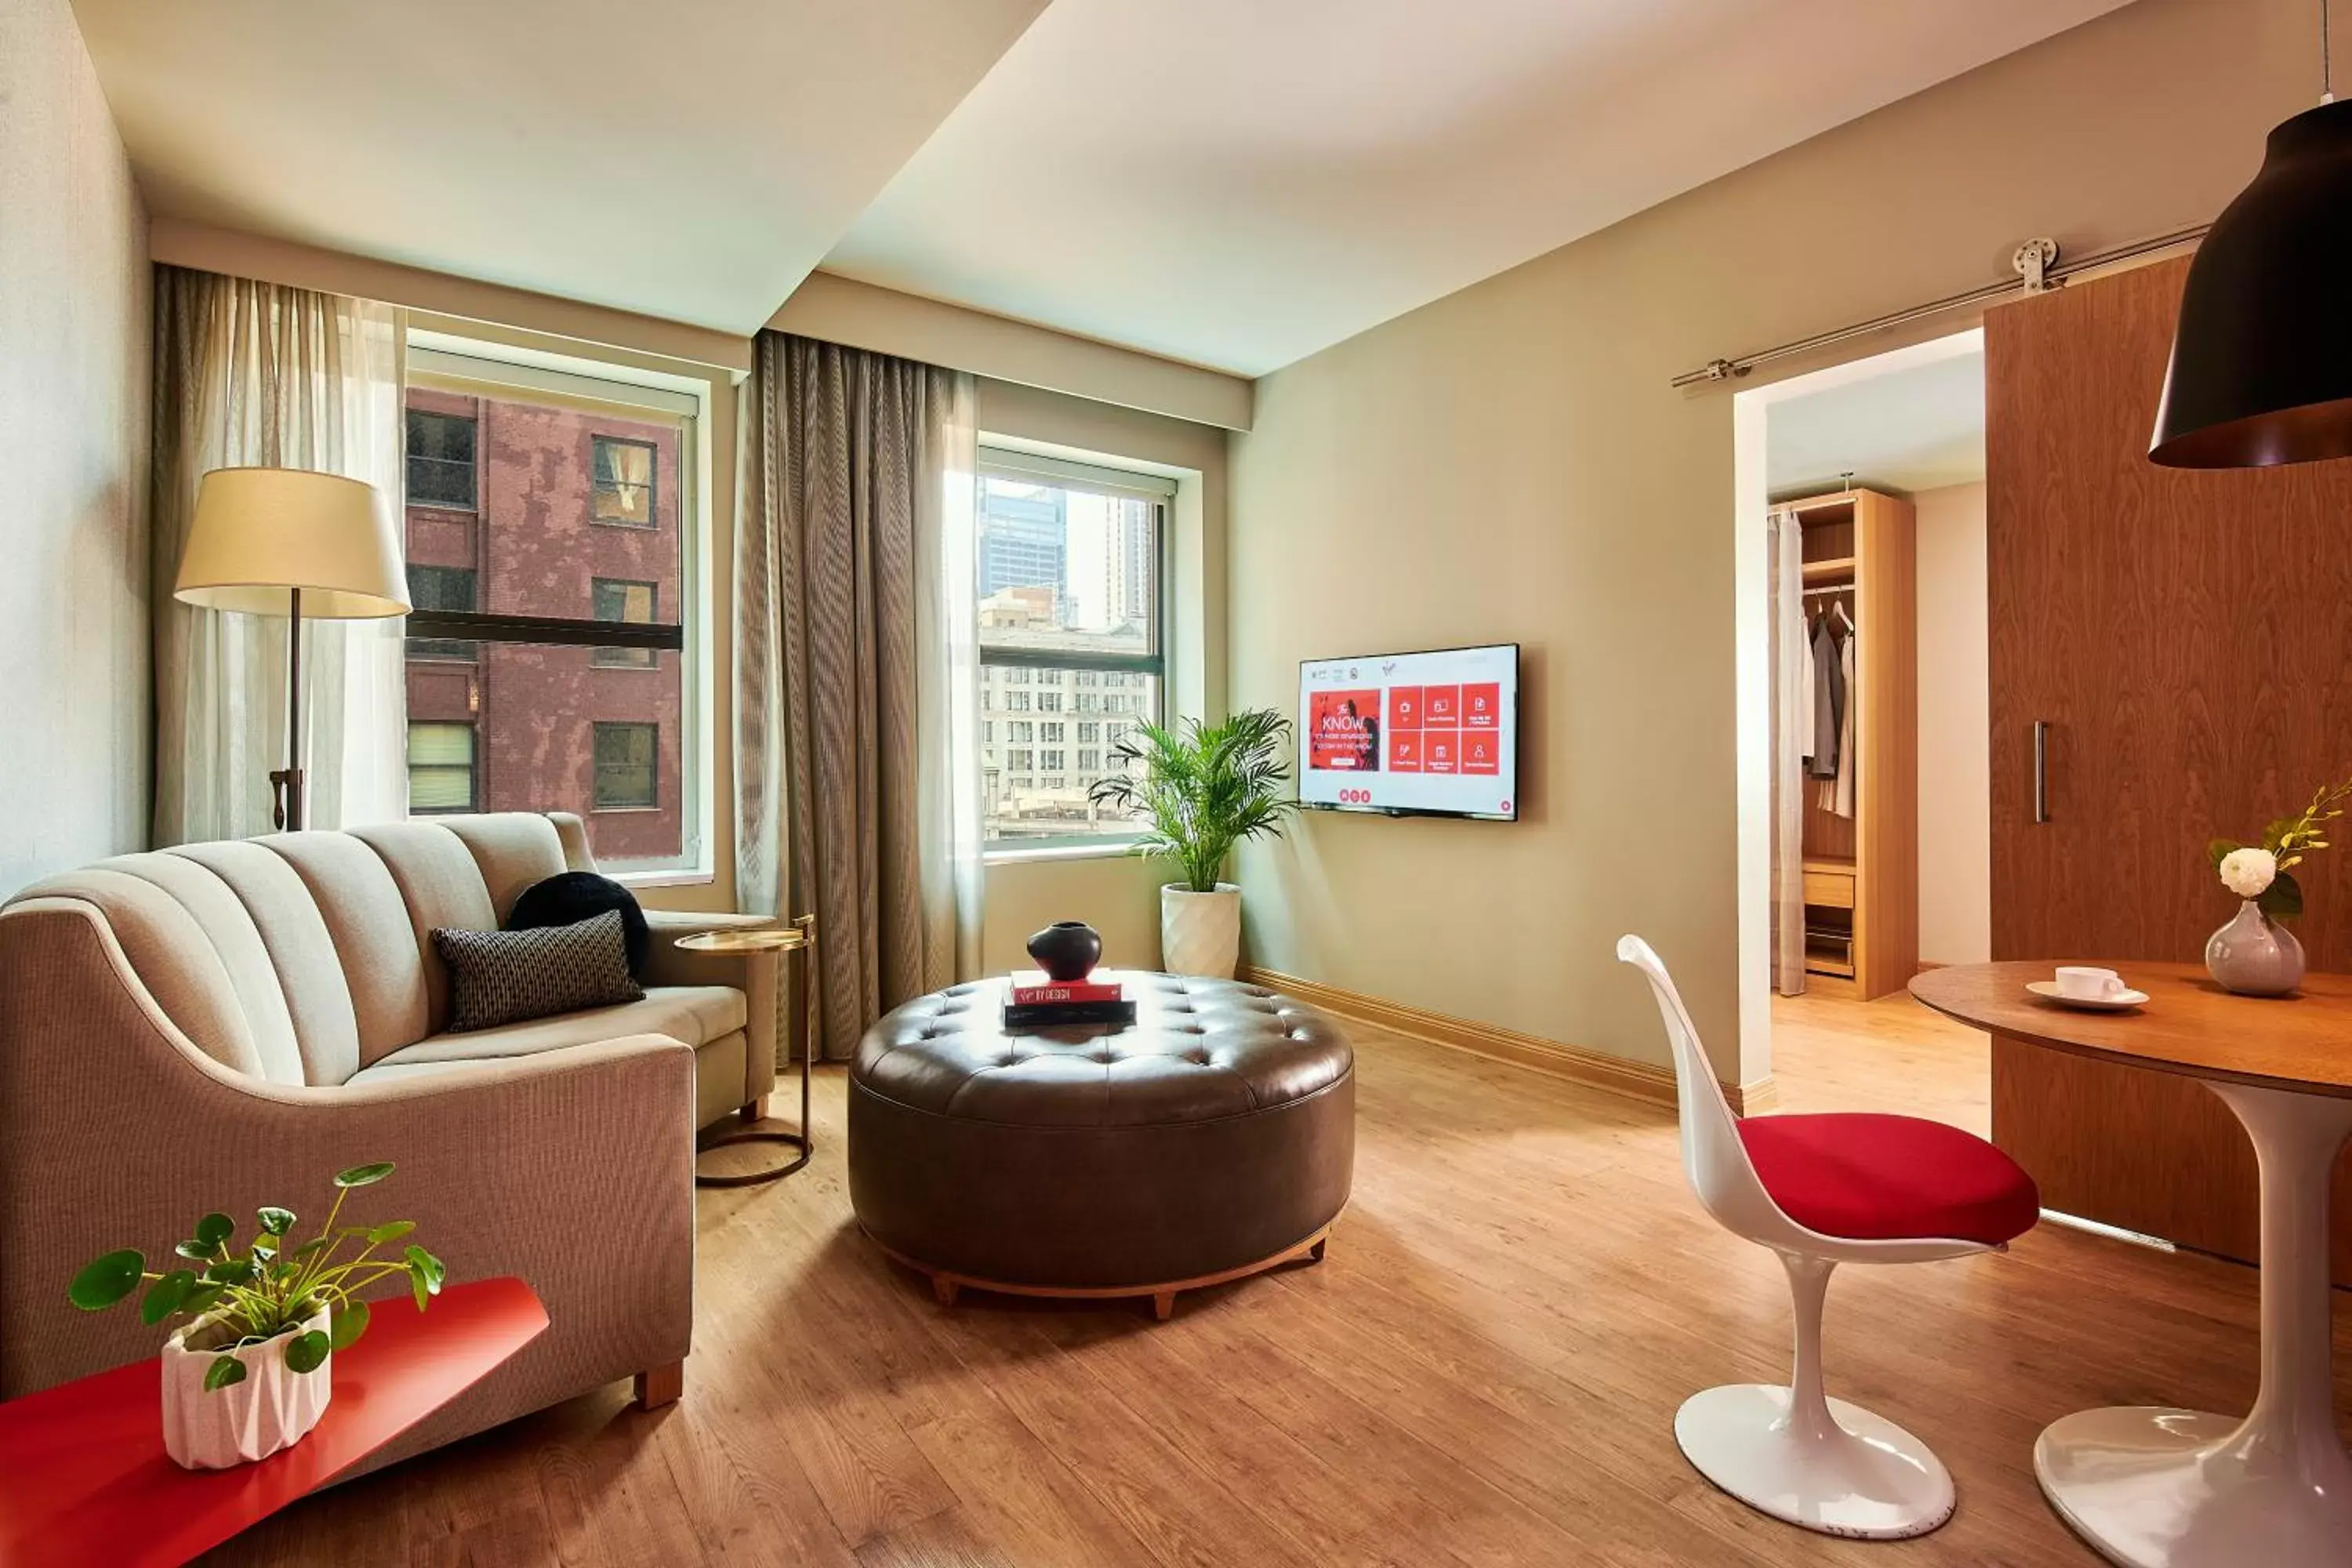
[1240,967,1777,1116]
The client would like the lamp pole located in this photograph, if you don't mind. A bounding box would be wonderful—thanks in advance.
[270,586,305,831]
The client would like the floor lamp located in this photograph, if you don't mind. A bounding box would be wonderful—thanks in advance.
[173,467,409,832]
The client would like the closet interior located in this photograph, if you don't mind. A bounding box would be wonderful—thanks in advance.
[1784,486,1917,999]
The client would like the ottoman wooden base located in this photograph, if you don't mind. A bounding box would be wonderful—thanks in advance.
[869,1220,1335,1321]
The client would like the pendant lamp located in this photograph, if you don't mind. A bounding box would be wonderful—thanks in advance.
[2150,5,2352,468]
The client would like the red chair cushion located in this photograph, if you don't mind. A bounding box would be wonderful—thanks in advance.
[1737,1112,2040,1246]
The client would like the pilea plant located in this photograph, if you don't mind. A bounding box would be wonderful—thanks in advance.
[68,1162,444,1391]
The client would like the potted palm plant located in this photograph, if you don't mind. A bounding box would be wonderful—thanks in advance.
[1088,709,1301,977]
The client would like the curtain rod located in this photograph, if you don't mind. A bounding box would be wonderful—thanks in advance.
[1669,224,2211,389]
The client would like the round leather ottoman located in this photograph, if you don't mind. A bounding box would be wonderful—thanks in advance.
[849,973,1355,1318]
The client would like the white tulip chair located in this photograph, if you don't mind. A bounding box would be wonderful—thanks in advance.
[1617,935,2039,1539]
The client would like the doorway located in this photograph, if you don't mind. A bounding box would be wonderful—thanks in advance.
[1731,329,1989,1116]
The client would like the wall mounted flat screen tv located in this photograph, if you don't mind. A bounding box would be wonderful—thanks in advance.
[1298,643,1519,821]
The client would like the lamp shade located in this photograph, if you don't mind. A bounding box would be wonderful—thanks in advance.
[174,467,409,619]
[2150,97,2352,468]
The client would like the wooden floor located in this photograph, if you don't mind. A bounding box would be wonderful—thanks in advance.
[209,991,2351,1566]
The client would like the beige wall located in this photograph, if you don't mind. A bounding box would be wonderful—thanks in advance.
[1,0,151,895]
[1915,481,1990,967]
[983,854,1169,975]
[973,376,1231,971]
[1228,0,2313,1079]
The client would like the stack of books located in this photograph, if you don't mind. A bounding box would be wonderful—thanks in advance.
[1004,971,1137,1029]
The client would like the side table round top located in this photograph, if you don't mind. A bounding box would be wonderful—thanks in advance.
[1909,960,2352,1099]
[675,926,811,956]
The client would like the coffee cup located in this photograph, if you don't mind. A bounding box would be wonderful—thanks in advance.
[2056,965,2127,1002]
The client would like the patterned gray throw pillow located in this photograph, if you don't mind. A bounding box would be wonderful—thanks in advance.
[431,909,645,1033]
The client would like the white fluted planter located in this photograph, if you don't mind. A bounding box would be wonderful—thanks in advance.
[1160,884,1242,978]
[160,1306,332,1469]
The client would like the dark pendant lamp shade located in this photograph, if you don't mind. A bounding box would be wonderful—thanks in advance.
[2150,97,2352,468]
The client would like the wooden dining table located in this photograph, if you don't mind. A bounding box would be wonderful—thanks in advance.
[1911,960,2352,1568]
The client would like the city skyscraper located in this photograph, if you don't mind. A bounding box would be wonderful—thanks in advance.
[978,480,1065,603]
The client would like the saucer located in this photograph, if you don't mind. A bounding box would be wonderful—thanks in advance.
[2026,980,2148,1011]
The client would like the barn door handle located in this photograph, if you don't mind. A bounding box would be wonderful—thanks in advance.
[2032,721,2050,824]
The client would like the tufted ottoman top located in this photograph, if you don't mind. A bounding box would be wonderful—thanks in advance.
[854,972,1352,1128]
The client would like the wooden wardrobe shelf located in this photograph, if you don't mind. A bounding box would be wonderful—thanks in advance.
[1786,485,1916,1000]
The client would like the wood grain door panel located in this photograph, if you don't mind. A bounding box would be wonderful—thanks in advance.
[1985,256,2352,1281]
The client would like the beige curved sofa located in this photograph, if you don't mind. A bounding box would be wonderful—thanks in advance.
[0,811,772,1471]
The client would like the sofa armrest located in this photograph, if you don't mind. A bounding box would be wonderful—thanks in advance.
[0,899,695,1469]
[641,910,782,1103]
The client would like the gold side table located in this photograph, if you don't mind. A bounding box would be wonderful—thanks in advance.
[677,915,815,1187]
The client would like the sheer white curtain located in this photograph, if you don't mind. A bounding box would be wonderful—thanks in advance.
[1767,506,1809,996]
[916,374,984,989]
[152,267,406,844]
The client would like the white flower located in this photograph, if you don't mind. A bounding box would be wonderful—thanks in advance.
[2220,847,2278,899]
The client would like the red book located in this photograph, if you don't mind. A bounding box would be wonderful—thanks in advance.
[1011,971,1124,1006]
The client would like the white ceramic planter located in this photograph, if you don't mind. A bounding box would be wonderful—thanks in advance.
[1161,883,1242,978]
[160,1305,332,1469]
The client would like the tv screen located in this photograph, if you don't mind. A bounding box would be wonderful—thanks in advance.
[1297,643,1519,821]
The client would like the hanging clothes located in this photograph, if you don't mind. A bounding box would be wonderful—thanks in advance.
[1797,607,1818,770]
[1832,616,1858,818]
[1806,613,1842,780]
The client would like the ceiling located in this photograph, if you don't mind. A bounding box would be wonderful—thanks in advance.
[1767,343,1985,499]
[74,0,2131,372]
[68,0,1050,334]
[824,0,2135,375]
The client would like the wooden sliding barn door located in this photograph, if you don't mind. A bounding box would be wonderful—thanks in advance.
[1985,254,2352,1281]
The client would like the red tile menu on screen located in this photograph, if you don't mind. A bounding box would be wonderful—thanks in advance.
[1462,683,1501,729]
[1463,731,1499,775]
[1388,686,1423,731]
[1388,731,1422,772]
[1425,731,1458,774]
[1422,685,1460,726]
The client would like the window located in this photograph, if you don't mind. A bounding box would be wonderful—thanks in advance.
[405,564,477,661]
[401,338,700,873]
[406,410,477,509]
[1007,720,1033,742]
[590,578,658,668]
[975,452,1169,847]
[591,436,656,528]
[407,722,476,812]
[593,723,659,809]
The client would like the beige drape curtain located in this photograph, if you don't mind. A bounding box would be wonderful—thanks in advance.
[151,266,406,846]
[736,332,981,1063]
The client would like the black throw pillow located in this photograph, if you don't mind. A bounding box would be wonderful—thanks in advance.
[508,870,650,978]
[432,910,644,1033]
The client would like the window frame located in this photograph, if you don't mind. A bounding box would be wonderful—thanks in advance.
[590,434,659,529]
[405,409,478,512]
[975,447,1174,856]
[588,576,660,670]
[401,332,707,880]
[592,720,661,812]
[406,720,478,814]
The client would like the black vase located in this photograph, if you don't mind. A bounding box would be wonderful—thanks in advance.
[1026,921,1102,982]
